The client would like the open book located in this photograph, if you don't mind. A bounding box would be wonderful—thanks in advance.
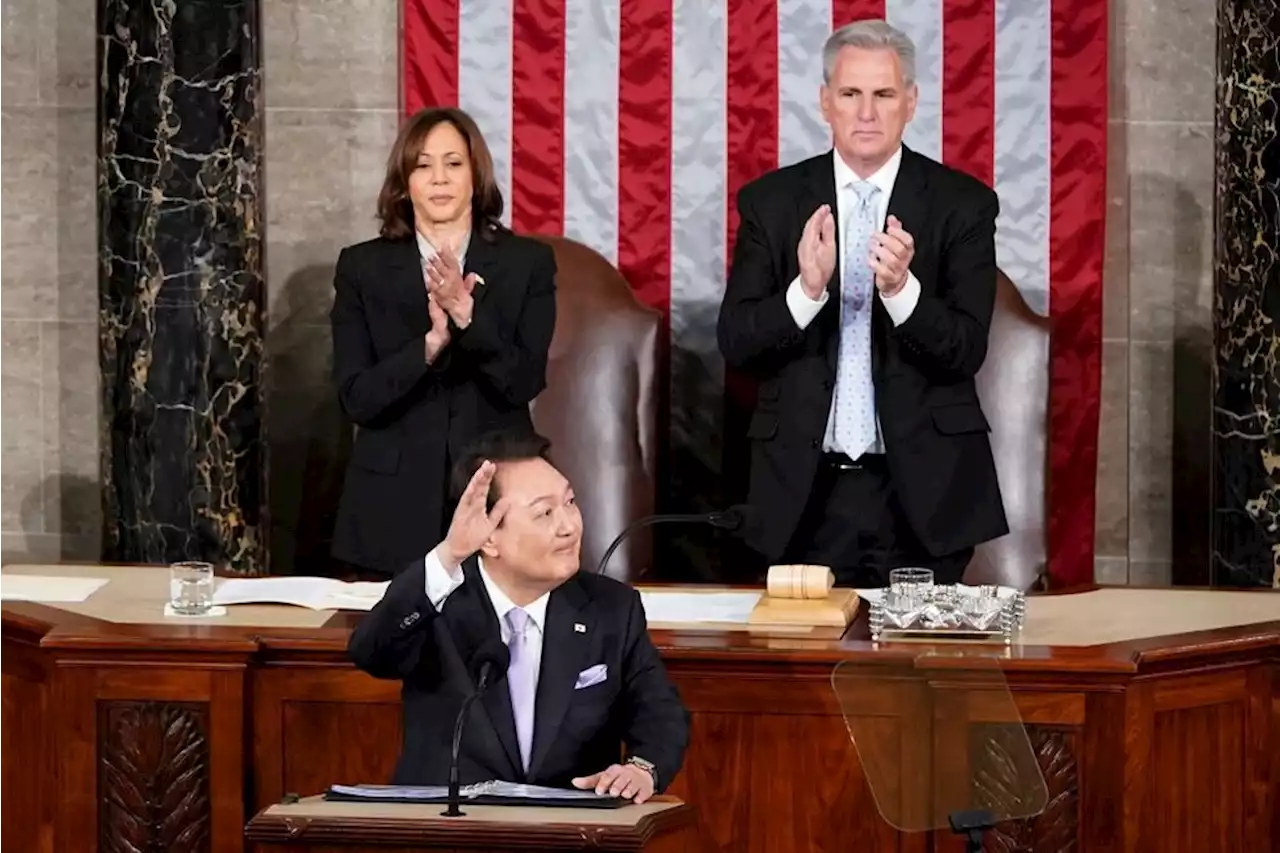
[212,577,390,611]
[325,781,624,808]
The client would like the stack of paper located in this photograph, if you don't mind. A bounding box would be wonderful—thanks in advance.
[212,577,389,611]
[638,590,761,624]
[1,575,108,603]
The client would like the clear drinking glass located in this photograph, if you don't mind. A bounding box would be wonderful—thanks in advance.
[169,561,214,615]
[888,567,934,605]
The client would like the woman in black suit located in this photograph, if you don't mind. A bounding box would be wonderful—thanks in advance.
[329,107,557,577]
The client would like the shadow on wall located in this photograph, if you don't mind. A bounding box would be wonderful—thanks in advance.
[266,264,352,577]
[1,474,100,564]
[1166,181,1212,586]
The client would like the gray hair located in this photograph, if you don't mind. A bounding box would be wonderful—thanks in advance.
[822,20,916,87]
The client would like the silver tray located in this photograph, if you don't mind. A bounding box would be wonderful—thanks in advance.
[868,583,1026,644]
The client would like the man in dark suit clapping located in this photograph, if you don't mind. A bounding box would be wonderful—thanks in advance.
[718,19,1008,587]
[349,430,689,803]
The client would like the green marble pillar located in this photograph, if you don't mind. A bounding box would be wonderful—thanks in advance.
[1212,0,1279,587]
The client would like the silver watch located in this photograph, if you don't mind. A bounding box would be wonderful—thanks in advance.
[625,755,658,787]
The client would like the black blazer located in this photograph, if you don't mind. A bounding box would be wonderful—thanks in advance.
[348,559,690,791]
[717,147,1008,561]
[329,227,556,575]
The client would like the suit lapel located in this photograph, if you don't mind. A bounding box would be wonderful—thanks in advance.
[445,560,523,779]
[385,238,431,320]
[528,578,592,779]
[884,147,930,260]
[799,152,843,375]
[462,227,500,314]
[874,147,931,366]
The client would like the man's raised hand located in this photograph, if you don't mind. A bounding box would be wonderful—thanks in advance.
[438,461,510,572]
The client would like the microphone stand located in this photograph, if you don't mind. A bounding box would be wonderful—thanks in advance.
[949,809,996,853]
[443,691,483,816]
[443,662,498,817]
[595,511,742,576]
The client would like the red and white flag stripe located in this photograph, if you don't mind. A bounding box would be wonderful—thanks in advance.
[401,0,1106,586]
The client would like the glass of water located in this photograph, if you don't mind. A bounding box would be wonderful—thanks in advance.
[169,561,215,615]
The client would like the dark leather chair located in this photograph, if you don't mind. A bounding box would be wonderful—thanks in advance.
[963,271,1051,590]
[529,236,662,583]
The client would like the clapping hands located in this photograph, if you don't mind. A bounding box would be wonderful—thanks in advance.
[424,246,480,328]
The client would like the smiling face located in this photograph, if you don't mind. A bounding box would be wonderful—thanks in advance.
[820,45,917,176]
[407,120,475,230]
[480,457,583,595]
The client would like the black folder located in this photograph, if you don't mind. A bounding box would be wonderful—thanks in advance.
[323,782,627,809]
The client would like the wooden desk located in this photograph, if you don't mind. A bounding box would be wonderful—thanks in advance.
[245,795,693,852]
[3,564,1278,853]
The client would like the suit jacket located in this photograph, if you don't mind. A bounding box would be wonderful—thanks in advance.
[717,146,1008,561]
[348,559,690,791]
[329,226,556,574]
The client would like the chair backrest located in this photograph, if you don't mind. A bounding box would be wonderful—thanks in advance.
[963,271,1051,590]
[528,236,662,583]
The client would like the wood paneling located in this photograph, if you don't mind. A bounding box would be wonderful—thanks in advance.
[2,641,52,853]
[2,598,1277,853]
[98,701,211,853]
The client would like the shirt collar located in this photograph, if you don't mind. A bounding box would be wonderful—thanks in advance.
[833,145,903,198]
[476,556,549,632]
[415,229,471,266]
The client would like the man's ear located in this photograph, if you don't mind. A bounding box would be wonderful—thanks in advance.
[479,536,500,560]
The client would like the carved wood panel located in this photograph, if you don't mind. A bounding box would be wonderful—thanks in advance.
[98,701,211,853]
[972,725,1079,853]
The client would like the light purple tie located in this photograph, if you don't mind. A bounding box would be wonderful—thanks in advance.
[504,608,535,771]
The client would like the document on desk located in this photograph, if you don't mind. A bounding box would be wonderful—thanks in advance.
[1,575,108,602]
[638,590,761,624]
[212,577,389,611]
[326,781,624,808]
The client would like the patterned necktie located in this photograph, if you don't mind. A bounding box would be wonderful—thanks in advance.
[503,608,536,771]
[831,180,881,456]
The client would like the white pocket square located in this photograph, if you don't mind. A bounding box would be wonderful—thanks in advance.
[574,663,608,690]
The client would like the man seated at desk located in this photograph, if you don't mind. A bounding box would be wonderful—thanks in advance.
[349,430,690,804]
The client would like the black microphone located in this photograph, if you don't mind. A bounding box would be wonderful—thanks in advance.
[594,505,753,576]
[443,639,510,817]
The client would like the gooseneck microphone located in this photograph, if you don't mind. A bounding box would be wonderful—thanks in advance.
[443,639,510,817]
[594,506,752,576]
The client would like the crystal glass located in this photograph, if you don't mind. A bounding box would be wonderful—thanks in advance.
[888,567,934,604]
[169,561,214,615]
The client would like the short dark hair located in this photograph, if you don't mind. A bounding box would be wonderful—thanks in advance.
[375,106,504,241]
[450,429,553,511]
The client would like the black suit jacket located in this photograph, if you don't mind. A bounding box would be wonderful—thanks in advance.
[329,226,556,574]
[348,559,690,791]
[717,147,1008,561]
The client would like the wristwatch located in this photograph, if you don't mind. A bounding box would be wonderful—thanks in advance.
[625,756,658,788]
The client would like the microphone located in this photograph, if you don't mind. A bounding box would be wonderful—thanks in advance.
[594,505,753,576]
[443,639,510,817]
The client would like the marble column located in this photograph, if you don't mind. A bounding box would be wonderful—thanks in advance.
[99,0,267,574]
[1212,0,1279,588]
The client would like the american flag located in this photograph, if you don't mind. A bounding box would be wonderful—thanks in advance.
[400,0,1107,586]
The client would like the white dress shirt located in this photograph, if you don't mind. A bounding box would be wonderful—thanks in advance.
[784,146,921,456]
[424,547,549,680]
[416,229,471,268]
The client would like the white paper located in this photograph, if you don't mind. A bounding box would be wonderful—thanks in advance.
[212,577,389,611]
[1,575,108,602]
[639,591,761,624]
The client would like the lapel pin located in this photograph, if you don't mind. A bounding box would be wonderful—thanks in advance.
[574,623,586,633]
